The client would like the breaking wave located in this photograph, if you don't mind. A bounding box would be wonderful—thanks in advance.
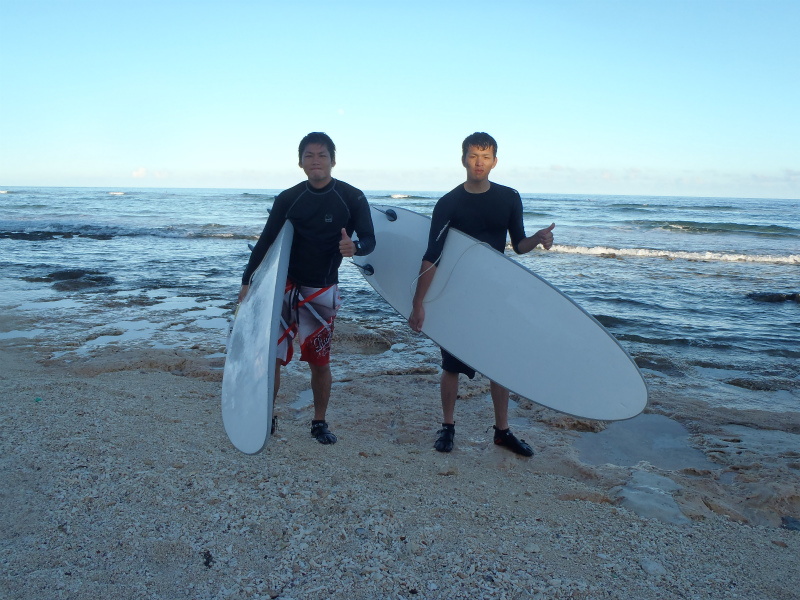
[550,244,799,265]
[371,194,437,201]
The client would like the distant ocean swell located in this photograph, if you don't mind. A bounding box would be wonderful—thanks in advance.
[610,202,739,211]
[522,210,551,218]
[632,220,799,237]
[0,225,256,241]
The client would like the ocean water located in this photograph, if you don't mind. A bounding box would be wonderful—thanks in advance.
[1,187,798,413]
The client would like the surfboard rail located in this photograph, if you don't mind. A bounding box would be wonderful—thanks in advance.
[222,222,294,454]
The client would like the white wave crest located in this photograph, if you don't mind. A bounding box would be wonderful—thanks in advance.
[390,194,410,199]
[550,244,799,265]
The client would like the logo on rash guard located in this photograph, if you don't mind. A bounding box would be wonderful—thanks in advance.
[325,214,333,223]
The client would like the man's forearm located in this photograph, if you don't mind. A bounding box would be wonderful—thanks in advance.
[517,235,541,254]
[412,260,437,308]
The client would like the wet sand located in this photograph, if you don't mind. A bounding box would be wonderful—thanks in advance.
[1,318,799,599]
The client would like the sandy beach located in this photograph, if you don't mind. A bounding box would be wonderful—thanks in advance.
[2,311,799,600]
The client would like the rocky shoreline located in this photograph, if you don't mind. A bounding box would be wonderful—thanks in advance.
[1,323,799,599]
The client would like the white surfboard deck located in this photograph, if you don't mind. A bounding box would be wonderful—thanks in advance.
[222,222,293,454]
[354,205,647,421]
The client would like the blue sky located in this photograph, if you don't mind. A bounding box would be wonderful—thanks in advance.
[1,0,798,198]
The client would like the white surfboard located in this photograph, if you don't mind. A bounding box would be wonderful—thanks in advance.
[222,222,293,454]
[354,205,647,421]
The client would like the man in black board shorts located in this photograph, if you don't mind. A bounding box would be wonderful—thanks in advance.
[239,132,376,444]
[408,132,555,456]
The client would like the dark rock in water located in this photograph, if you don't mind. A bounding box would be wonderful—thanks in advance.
[634,354,685,377]
[725,378,775,391]
[49,269,93,281]
[1,230,111,241]
[1,231,59,241]
[46,269,115,291]
[53,276,115,291]
[725,378,796,392]
[781,516,800,531]
[747,292,800,303]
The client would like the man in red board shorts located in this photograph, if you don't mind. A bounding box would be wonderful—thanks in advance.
[408,132,555,456]
[239,132,376,444]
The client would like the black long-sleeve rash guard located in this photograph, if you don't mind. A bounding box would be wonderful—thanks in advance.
[422,182,527,264]
[242,179,376,288]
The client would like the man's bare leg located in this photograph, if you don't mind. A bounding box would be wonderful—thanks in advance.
[490,380,533,456]
[309,362,331,421]
[309,362,336,444]
[490,380,509,430]
[271,359,282,434]
[440,370,459,424]
[434,370,459,452]
[274,359,282,400]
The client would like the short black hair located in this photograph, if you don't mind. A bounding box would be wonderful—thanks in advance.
[299,132,336,163]
[461,132,497,161]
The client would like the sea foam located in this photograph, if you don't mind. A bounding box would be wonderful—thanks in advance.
[551,244,799,265]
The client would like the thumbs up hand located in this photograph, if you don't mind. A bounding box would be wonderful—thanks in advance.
[339,228,356,257]
[534,223,555,250]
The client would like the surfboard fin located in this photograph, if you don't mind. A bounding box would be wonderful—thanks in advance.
[353,262,374,276]
[373,206,398,222]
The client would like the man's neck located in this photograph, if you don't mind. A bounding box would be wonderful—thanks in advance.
[308,176,334,190]
[463,179,491,194]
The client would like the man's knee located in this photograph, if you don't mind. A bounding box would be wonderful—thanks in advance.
[309,362,331,378]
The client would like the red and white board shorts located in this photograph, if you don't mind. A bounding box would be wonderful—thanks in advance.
[277,280,342,367]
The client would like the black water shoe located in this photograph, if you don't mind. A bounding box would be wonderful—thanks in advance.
[493,426,534,457]
[311,420,337,445]
[434,423,455,453]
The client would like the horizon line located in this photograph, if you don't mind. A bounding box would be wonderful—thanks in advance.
[1,184,798,202]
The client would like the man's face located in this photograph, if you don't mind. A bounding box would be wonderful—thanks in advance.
[300,143,335,187]
[462,145,498,182]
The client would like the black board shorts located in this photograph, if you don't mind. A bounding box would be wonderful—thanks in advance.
[441,348,476,379]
